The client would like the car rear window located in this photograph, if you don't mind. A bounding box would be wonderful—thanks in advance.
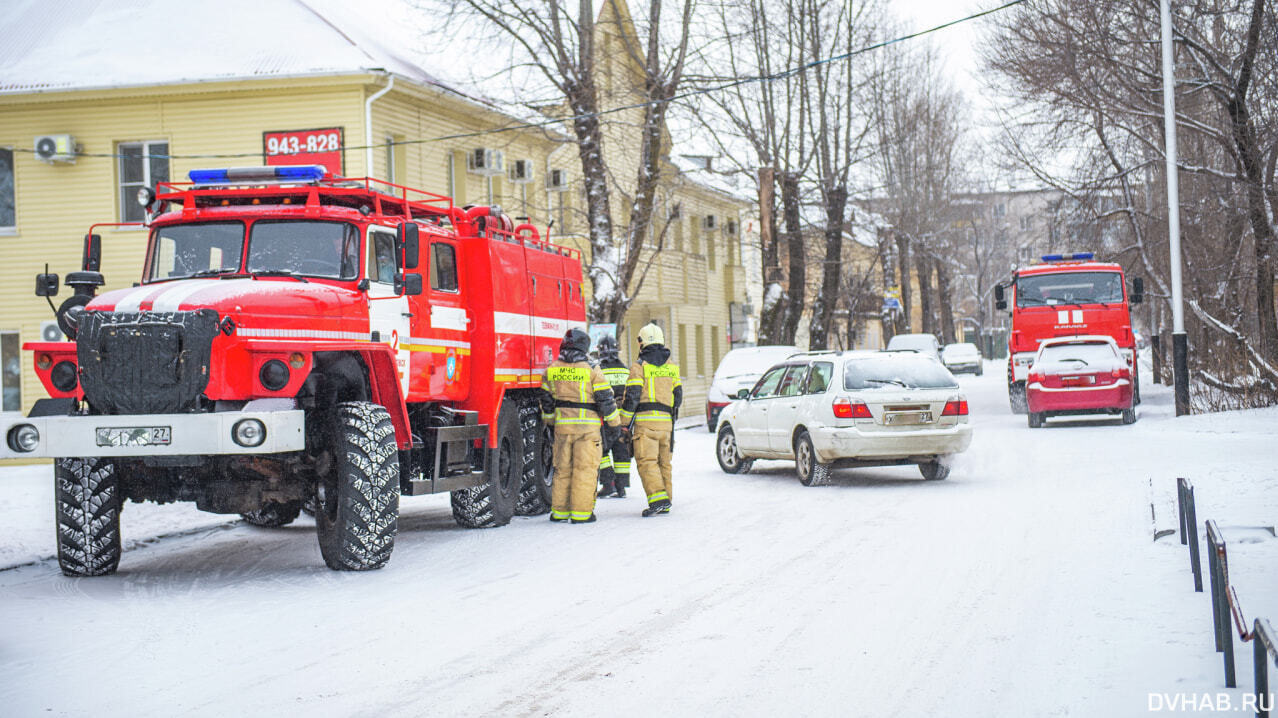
[844,356,957,390]
[1037,342,1118,365]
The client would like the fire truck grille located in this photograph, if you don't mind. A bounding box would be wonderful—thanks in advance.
[77,309,219,414]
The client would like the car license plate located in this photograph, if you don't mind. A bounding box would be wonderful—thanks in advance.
[885,412,931,425]
[1062,375,1094,387]
[96,426,172,447]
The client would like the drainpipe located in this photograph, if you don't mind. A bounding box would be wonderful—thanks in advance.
[364,73,395,177]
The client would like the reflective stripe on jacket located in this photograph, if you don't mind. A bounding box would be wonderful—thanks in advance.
[621,360,682,424]
[539,360,621,434]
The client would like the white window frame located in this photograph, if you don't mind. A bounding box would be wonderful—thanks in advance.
[2,330,20,412]
[118,140,170,223]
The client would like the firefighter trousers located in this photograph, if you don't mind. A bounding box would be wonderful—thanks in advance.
[633,422,673,506]
[551,431,603,521]
[598,434,632,490]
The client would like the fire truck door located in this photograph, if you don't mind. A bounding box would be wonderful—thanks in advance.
[423,238,469,399]
[366,227,412,394]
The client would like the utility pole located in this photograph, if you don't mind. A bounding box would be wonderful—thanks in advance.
[1160,0,1190,415]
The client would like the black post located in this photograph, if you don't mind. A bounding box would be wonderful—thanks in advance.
[1173,331,1190,416]
[1178,478,1187,546]
[1255,621,1269,718]
[1151,333,1162,384]
[1187,482,1202,592]
[1207,521,1236,687]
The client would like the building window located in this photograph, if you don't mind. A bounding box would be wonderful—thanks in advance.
[695,325,705,376]
[711,327,720,374]
[678,323,688,371]
[994,203,1006,218]
[707,234,717,270]
[1019,215,1032,232]
[119,141,169,222]
[2,331,19,412]
[385,137,397,184]
[0,148,14,231]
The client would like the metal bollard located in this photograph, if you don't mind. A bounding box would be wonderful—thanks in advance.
[1206,520,1236,687]
[1256,618,1275,718]
[1181,479,1202,592]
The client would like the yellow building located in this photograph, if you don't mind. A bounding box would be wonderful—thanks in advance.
[0,0,750,422]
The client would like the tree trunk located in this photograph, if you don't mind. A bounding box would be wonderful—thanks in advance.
[936,260,957,343]
[895,234,912,334]
[808,186,847,351]
[779,171,806,345]
[915,251,935,336]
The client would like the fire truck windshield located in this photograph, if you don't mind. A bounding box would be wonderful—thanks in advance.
[146,220,361,282]
[1016,271,1124,307]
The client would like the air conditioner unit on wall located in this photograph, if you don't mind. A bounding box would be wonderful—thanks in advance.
[508,159,535,184]
[702,214,717,230]
[34,134,77,164]
[40,320,64,342]
[467,148,504,176]
[547,168,569,192]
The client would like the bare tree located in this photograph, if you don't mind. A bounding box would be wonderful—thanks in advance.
[440,0,694,324]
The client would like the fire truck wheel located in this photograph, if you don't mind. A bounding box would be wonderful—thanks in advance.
[794,431,831,487]
[240,501,303,528]
[55,457,122,577]
[453,399,520,528]
[1009,382,1028,414]
[515,400,553,515]
[919,460,950,481]
[1133,364,1142,405]
[315,402,400,570]
[1027,412,1044,429]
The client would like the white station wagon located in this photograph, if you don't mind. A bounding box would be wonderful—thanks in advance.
[715,351,974,485]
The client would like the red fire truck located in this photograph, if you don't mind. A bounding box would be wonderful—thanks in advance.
[994,252,1144,413]
[3,165,586,575]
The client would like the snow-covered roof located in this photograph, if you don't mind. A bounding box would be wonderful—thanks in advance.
[669,154,753,204]
[0,0,460,97]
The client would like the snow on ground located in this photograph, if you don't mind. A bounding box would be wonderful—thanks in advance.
[1,366,1275,716]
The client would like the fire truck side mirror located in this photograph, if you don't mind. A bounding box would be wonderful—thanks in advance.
[83,233,102,272]
[1130,277,1144,304]
[994,284,1007,311]
[397,223,420,271]
[394,272,423,296]
[36,273,60,297]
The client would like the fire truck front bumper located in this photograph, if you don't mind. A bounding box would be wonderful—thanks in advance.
[1,410,306,459]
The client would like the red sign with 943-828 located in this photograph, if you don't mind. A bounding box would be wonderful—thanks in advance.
[262,127,344,176]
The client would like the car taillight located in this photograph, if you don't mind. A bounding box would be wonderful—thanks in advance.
[1028,371,1043,383]
[833,398,872,419]
[1111,367,1129,380]
[942,400,969,416]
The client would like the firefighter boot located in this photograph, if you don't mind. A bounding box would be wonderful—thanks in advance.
[641,499,672,517]
[597,466,617,498]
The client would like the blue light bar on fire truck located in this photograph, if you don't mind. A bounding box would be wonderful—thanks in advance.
[188,165,327,185]
[1041,252,1094,262]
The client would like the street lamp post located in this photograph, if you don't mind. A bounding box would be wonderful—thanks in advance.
[1160,0,1191,415]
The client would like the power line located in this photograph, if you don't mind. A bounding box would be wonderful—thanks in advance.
[10,1,1026,162]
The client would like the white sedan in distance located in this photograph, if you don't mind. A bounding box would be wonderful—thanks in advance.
[715,351,973,485]
[941,342,984,375]
[704,345,799,430]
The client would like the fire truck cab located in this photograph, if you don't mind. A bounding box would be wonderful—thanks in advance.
[994,253,1143,414]
[4,165,585,574]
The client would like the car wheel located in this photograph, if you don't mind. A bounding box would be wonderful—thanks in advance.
[976,366,984,376]
[794,431,831,487]
[919,460,950,481]
[1028,412,1044,428]
[716,426,753,474]
[1009,382,1028,414]
[1121,407,1137,424]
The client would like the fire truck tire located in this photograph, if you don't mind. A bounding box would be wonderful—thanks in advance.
[1028,411,1044,429]
[919,460,950,481]
[1133,364,1142,405]
[1009,382,1028,414]
[516,400,553,515]
[315,402,399,571]
[240,501,303,528]
[55,457,121,577]
[452,399,520,528]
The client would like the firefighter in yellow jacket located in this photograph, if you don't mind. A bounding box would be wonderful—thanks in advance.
[539,329,622,523]
[620,323,682,517]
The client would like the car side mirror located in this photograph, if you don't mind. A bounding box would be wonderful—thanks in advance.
[394,272,423,296]
[1130,277,1144,305]
[735,388,750,400]
[397,223,420,270]
[36,273,59,297]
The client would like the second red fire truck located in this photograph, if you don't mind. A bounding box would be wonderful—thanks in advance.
[995,252,1144,414]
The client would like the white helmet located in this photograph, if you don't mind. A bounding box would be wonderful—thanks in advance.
[638,323,665,347]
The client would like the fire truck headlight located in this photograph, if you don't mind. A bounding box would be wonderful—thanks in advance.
[136,187,156,207]
[7,424,40,453]
[232,419,266,448]
[51,361,78,392]
[259,359,290,391]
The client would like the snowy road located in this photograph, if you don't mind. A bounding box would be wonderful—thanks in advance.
[2,367,1276,716]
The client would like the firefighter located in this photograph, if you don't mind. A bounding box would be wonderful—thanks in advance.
[595,334,632,498]
[620,323,682,517]
[539,329,622,523]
